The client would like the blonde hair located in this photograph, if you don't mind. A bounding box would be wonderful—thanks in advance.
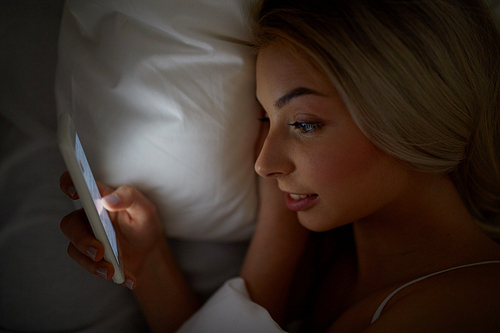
[253,0,500,234]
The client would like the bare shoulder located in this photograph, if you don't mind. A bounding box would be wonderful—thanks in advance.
[364,262,500,332]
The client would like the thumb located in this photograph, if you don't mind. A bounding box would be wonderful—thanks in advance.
[102,185,157,223]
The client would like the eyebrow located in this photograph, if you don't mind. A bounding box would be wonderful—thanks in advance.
[274,87,320,109]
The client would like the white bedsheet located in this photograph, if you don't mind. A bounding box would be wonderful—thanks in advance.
[177,277,286,333]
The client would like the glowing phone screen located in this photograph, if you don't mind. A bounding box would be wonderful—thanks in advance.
[74,133,119,262]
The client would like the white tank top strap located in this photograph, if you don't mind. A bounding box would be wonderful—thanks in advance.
[371,260,500,323]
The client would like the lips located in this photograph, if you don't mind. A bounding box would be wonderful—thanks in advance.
[285,193,319,211]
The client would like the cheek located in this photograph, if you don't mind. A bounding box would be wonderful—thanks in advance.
[299,144,394,231]
[312,136,383,184]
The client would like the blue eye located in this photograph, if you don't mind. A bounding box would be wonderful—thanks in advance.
[289,121,321,134]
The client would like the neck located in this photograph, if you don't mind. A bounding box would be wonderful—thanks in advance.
[351,172,498,298]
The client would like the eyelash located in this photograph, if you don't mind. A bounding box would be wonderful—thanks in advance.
[289,121,322,134]
[257,117,322,135]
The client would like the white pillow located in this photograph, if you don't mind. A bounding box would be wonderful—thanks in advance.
[56,0,260,241]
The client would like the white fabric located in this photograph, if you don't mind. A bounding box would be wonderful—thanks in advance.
[177,277,286,333]
[55,0,260,242]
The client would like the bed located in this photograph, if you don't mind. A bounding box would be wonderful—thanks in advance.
[2,0,499,332]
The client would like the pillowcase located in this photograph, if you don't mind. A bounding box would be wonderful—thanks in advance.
[56,0,260,241]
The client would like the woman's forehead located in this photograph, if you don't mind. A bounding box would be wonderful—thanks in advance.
[257,44,326,84]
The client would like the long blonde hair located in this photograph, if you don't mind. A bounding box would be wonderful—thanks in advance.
[253,0,500,235]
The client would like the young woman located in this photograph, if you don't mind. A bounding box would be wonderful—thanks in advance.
[60,0,500,331]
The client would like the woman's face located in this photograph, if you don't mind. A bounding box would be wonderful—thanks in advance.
[255,43,413,231]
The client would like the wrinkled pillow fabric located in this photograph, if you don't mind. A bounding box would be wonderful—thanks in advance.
[56,0,260,241]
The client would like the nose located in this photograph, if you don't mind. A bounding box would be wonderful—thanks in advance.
[254,129,294,178]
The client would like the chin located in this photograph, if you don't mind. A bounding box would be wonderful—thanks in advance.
[297,211,340,232]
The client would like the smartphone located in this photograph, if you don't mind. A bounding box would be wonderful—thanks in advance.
[58,113,125,284]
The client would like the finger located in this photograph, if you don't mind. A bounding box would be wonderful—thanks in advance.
[60,171,116,200]
[67,243,114,280]
[60,209,105,262]
[96,181,116,198]
[101,185,157,224]
[60,171,78,199]
[122,270,137,290]
[69,242,136,289]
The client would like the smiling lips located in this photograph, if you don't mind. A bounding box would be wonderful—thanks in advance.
[285,193,319,211]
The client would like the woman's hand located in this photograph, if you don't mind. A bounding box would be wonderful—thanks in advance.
[60,171,200,332]
[59,171,165,289]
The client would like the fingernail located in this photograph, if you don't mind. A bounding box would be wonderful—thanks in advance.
[87,247,97,260]
[124,279,134,290]
[96,267,107,279]
[68,185,76,197]
[103,193,120,206]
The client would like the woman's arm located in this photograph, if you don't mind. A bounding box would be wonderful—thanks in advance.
[132,239,201,333]
[240,176,310,325]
